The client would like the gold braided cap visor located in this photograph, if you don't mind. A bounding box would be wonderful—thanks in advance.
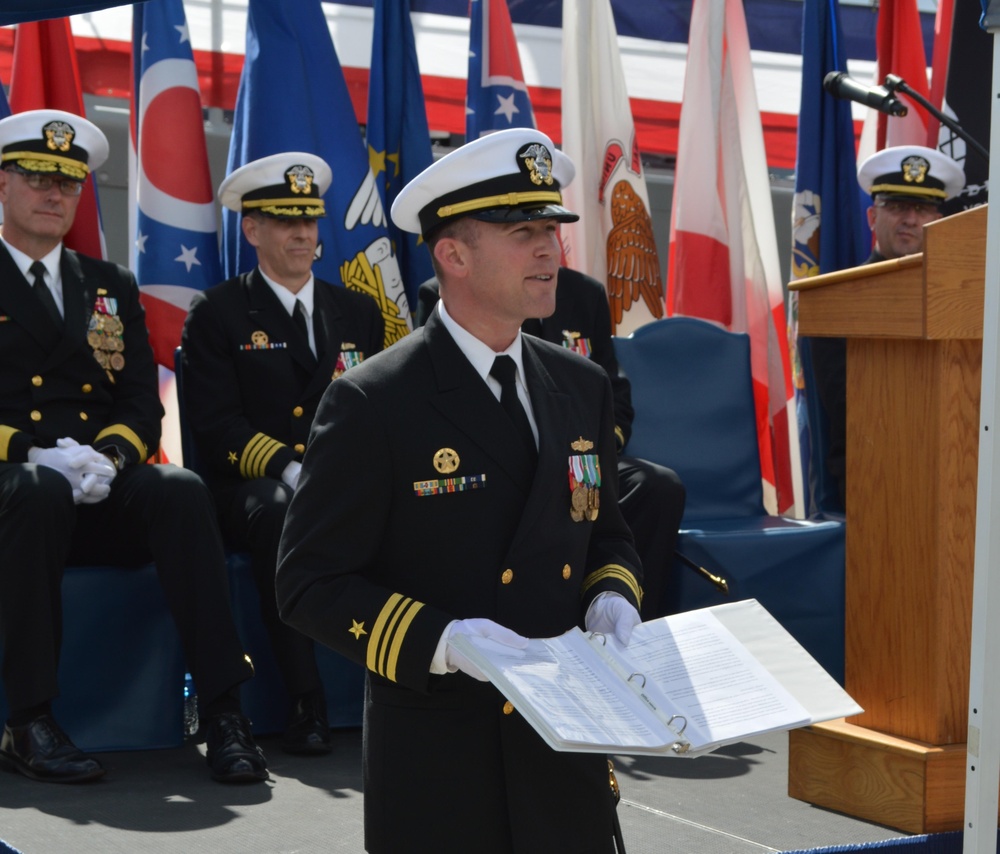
[2,151,89,180]
[242,197,326,217]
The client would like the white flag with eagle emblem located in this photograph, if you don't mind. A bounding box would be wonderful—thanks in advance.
[559,0,664,337]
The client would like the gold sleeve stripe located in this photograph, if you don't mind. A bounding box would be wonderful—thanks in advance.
[0,425,20,461]
[239,432,285,479]
[614,426,625,450]
[367,593,425,682]
[94,424,149,462]
[582,564,642,603]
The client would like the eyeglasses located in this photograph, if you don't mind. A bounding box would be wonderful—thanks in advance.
[7,168,84,197]
[873,199,940,217]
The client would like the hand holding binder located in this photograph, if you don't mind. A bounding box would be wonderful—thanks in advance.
[449,599,862,756]
[585,592,642,645]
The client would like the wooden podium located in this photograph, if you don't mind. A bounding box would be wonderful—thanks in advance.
[786,204,991,833]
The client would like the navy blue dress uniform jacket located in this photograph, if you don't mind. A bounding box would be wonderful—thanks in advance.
[0,244,161,464]
[276,309,643,853]
[180,269,384,485]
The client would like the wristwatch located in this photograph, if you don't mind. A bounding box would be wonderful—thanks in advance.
[102,448,127,472]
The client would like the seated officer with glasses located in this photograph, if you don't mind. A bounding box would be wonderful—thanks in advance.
[810,145,965,509]
[0,109,268,785]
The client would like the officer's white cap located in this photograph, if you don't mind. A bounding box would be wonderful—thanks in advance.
[857,145,965,203]
[219,151,332,218]
[391,127,578,238]
[0,109,108,180]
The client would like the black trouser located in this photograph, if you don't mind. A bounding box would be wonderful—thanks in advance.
[0,462,253,716]
[218,477,321,699]
[618,455,686,620]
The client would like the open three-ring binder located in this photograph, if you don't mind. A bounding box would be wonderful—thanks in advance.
[450,598,862,756]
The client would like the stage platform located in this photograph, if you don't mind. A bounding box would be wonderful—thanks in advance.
[0,728,914,853]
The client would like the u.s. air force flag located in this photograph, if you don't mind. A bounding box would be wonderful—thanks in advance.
[223,0,410,347]
[131,0,220,368]
[466,0,536,139]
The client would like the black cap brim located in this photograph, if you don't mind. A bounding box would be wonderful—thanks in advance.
[470,203,580,225]
[873,191,942,206]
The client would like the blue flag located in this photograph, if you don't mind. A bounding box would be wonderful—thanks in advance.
[466,0,536,139]
[223,0,410,346]
[366,0,435,311]
[789,0,872,514]
[131,0,221,367]
[0,1,131,24]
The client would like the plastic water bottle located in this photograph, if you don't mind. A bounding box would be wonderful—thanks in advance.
[183,672,199,737]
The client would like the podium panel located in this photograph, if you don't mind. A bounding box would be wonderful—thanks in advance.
[847,336,980,745]
[787,204,989,832]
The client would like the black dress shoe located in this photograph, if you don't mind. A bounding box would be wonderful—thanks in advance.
[204,713,268,783]
[0,716,105,784]
[281,695,332,756]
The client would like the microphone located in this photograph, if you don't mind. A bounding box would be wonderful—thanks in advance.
[823,71,908,117]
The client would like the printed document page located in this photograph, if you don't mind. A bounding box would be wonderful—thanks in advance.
[611,608,811,750]
[453,629,684,753]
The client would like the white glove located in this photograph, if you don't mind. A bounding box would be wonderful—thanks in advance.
[58,438,117,504]
[585,592,641,646]
[30,439,117,504]
[444,618,529,681]
[281,460,302,491]
[76,471,114,504]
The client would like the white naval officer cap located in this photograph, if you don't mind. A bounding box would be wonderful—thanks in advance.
[857,145,965,205]
[391,127,579,239]
[0,108,108,180]
[218,151,332,218]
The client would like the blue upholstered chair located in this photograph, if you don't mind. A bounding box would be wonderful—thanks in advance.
[612,317,846,683]
[0,563,187,752]
[173,347,363,734]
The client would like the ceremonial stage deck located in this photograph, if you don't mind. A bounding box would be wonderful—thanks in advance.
[0,728,910,853]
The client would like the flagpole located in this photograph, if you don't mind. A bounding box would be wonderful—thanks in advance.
[963,4,1000,851]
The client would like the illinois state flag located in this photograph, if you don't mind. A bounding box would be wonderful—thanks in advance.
[666,0,799,516]
[224,0,410,347]
[131,0,221,369]
[466,0,536,139]
[366,0,434,311]
[9,18,105,260]
[560,0,664,336]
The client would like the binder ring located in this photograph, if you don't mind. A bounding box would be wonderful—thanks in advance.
[627,672,646,688]
[667,714,687,735]
[588,631,608,646]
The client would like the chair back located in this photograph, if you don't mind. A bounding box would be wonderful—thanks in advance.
[613,317,764,521]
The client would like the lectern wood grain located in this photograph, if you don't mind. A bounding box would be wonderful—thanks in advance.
[786,202,990,832]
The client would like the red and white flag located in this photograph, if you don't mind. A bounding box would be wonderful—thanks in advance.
[874,0,931,149]
[9,18,105,259]
[665,0,800,516]
[560,0,664,337]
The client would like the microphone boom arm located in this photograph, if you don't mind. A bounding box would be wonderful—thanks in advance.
[883,74,990,164]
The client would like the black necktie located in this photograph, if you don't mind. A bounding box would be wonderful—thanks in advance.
[30,261,62,327]
[490,355,537,461]
[292,299,313,353]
